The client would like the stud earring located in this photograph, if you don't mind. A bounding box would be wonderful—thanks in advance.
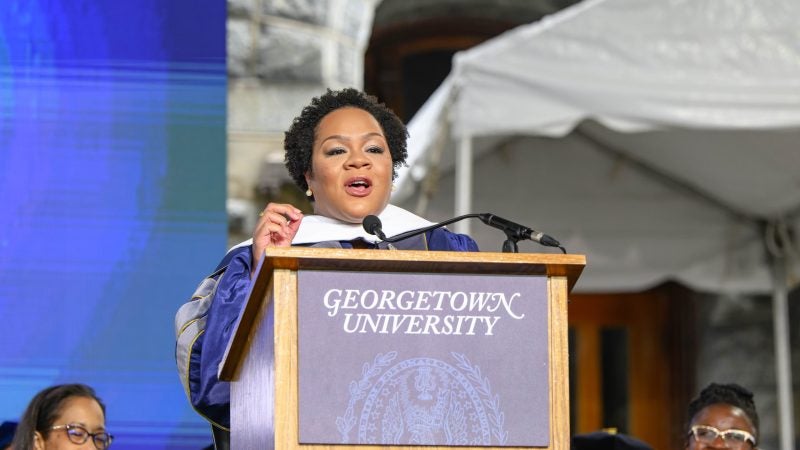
[306,188,313,197]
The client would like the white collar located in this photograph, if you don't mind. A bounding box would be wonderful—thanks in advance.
[292,204,434,244]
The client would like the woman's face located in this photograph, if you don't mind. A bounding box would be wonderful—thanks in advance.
[305,107,393,223]
[35,396,106,450]
[686,403,756,450]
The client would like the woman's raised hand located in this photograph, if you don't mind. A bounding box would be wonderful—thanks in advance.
[252,203,303,275]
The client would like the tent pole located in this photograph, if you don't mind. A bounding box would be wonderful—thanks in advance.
[771,256,795,450]
[454,135,472,235]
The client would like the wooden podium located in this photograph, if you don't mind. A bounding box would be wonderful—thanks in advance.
[219,247,585,449]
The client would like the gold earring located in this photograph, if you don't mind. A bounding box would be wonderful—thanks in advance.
[306,188,313,197]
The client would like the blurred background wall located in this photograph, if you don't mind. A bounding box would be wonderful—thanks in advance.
[0,0,226,448]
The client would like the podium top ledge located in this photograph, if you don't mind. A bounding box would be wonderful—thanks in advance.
[261,247,585,291]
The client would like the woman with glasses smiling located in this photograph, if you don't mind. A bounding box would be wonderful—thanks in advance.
[686,383,759,450]
[11,383,113,450]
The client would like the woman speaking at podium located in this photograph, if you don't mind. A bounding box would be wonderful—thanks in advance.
[175,88,478,445]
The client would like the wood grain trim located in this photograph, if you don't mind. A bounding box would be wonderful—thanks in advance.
[230,284,275,447]
[265,248,585,290]
[274,268,298,447]
[549,276,570,450]
[220,253,276,380]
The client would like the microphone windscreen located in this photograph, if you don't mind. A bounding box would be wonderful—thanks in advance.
[362,215,382,235]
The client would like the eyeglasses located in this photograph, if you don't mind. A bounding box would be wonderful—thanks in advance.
[689,424,756,449]
[50,424,113,449]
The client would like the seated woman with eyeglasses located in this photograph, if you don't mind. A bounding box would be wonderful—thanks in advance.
[686,383,759,450]
[11,383,113,450]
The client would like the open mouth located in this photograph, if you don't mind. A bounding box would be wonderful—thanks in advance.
[345,177,372,196]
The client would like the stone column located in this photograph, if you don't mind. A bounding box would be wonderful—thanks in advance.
[226,0,380,246]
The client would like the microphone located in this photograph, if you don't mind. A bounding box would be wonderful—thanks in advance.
[362,215,387,240]
[478,213,561,248]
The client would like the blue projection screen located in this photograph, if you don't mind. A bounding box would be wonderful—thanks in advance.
[0,1,227,448]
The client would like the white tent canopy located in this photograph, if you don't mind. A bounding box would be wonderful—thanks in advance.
[393,0,800,449]
[398,0,800,292]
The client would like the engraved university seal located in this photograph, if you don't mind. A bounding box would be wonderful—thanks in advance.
[336,352,508,445]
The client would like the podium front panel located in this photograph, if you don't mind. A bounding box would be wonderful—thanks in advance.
[297,270,550,447]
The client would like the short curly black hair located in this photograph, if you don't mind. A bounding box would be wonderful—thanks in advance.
[686,383,759,440]
[283,87,408,194]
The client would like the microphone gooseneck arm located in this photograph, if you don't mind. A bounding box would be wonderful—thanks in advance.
[362,213,565,253]
[381,213,483,243]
